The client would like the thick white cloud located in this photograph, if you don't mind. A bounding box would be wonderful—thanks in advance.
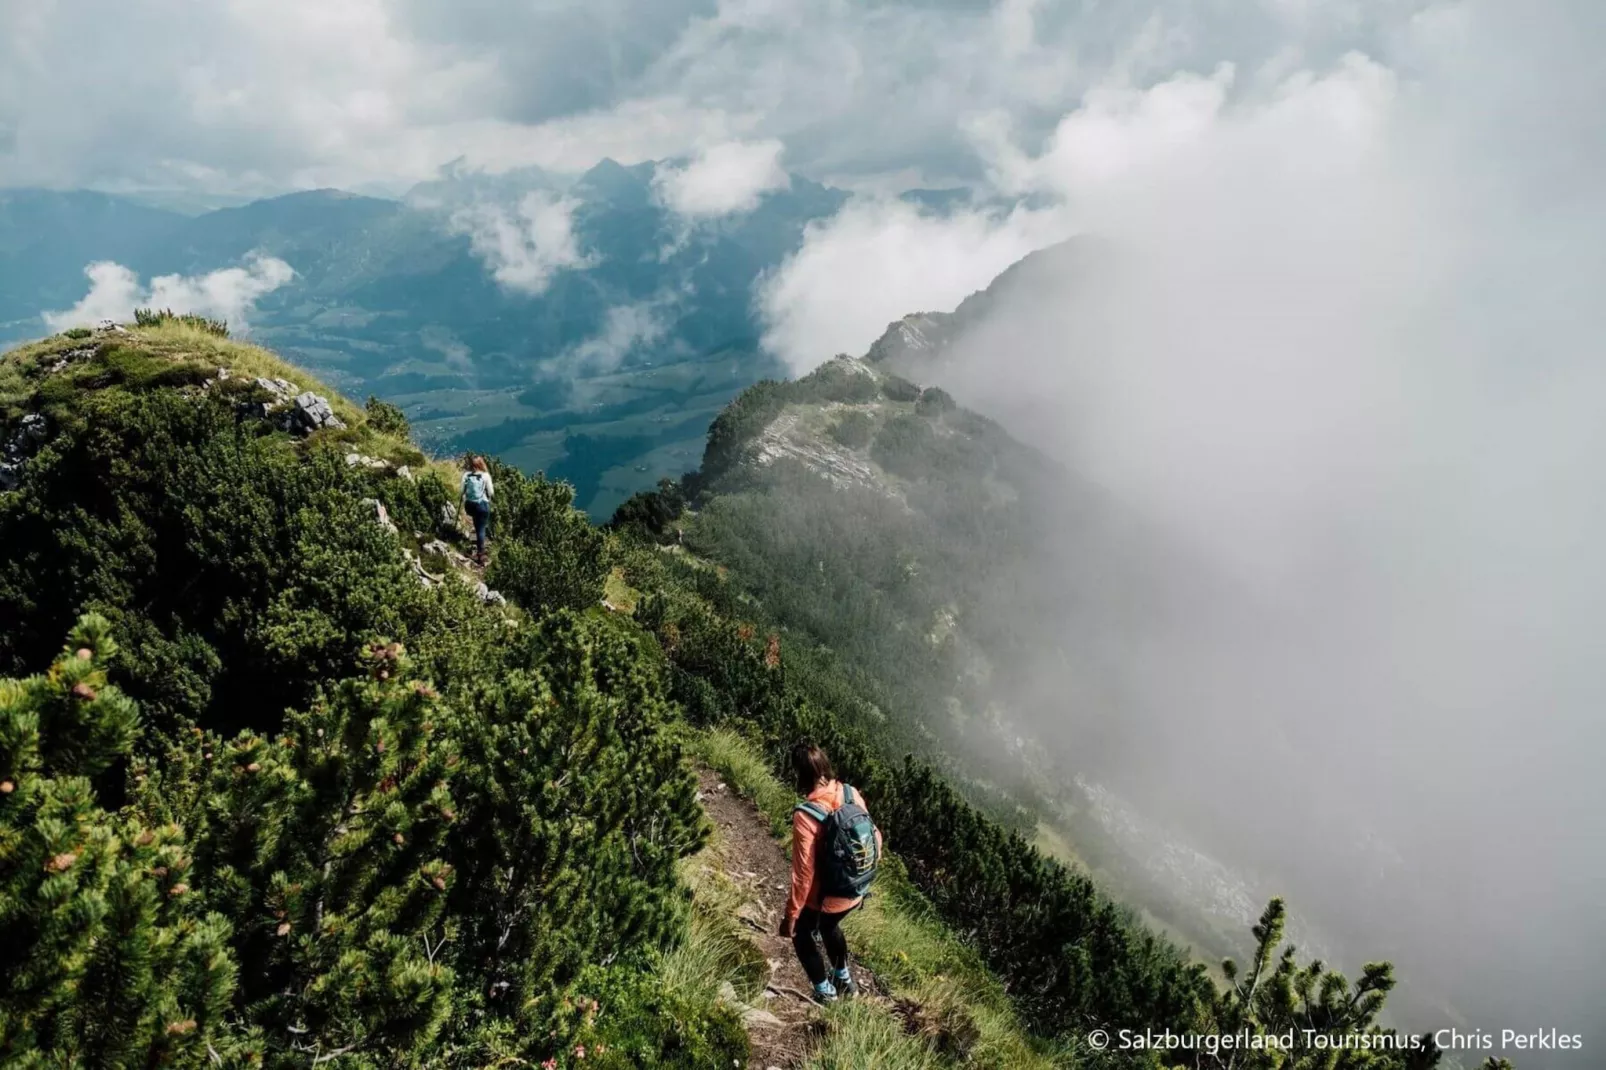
[748,0,1606,1038]
[450,191,593,295]
[652,139,789,218]
[758,198,1067,368]
[42,255,296,331]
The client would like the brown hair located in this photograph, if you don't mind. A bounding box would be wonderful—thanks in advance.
[790,742,835,795]
[470,456,489,473]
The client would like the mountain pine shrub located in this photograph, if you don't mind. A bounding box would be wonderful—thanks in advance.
[0,615,245,1067]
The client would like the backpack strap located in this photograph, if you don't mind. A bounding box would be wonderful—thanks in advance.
[794,800,830,823]
[842,784,855,806]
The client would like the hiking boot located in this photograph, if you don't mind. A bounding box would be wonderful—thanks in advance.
[834,971,858,998]
[811,980,839,1005]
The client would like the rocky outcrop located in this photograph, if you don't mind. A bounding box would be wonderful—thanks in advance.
[0,413,48,491]
[290,392,346,434]
[235,378,346,435]
[751,410,881,491]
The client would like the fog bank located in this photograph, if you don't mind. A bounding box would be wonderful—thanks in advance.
[767,0,1606,1053]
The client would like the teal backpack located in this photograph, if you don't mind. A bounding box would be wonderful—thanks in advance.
[796,785,880,898]
[463,471,489,505]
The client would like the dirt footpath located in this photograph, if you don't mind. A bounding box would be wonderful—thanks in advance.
[695,768,881,1069]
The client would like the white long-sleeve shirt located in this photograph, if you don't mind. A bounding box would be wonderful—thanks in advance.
[462,470,494,502]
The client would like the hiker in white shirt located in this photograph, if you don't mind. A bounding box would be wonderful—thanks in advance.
[461,456,494,565]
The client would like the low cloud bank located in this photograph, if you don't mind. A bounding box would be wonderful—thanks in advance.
[451,191,594,296]
[652,139,790,219]
[42,254,295,332]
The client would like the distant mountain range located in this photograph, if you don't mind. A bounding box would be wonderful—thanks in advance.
[0,162,919,514]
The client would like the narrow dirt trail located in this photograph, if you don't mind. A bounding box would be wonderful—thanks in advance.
[695,767,883,1069]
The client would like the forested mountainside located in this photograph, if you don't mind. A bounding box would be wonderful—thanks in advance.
[1,320,1476,1068]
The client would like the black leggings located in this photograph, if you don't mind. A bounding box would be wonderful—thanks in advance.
[792,906,853,985]
[466,500,490,555]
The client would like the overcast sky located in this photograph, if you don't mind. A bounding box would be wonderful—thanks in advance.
[2,0,1420,198]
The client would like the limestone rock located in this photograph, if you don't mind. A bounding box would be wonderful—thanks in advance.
[474,582,507,607]
[360,498,397,535]
[741,1007,784,1029]
[1,413,50,491]
[254,376,298,400]
[290,392,345,434]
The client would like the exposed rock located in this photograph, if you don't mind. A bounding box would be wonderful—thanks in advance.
[421,539,453,557]
[1,414,50,491]
[403,550,437,588]
[741,1007,784,1029]
[396,465,414,482]
[15,413,47,446]
[44,346,95,374]
[254,376,298,400]
[290,392,346,434]
[753,410,880,490]
[438,503,464,538]
[474,582,507,607]
[344,452,388,469]
[360,498,397,535]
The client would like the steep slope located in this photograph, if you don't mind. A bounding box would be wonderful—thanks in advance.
[0,320,1064,1070]
[0,320,745,1068]
[1,319,1453,1069]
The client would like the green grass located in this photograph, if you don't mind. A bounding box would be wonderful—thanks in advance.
[808,1001,945,1070]
[3,323,464,491]
[660,845,768,1007]
[685,727,1070,1070]
[690,726,797,840]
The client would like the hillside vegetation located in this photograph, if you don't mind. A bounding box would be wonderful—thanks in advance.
[1,322,1477,1068]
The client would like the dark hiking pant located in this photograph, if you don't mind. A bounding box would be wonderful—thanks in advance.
[466,500,490,556]
[792,905,853,985]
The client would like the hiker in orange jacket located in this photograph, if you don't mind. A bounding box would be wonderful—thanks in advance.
[779,742,883,1003]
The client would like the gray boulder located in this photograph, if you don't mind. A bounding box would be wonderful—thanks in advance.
[475,582,507,607]
[438,503,464,538]
[290,392,346,434]
[254,376,298,400]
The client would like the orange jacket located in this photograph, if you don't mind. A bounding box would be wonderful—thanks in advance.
[785,779,884,921]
